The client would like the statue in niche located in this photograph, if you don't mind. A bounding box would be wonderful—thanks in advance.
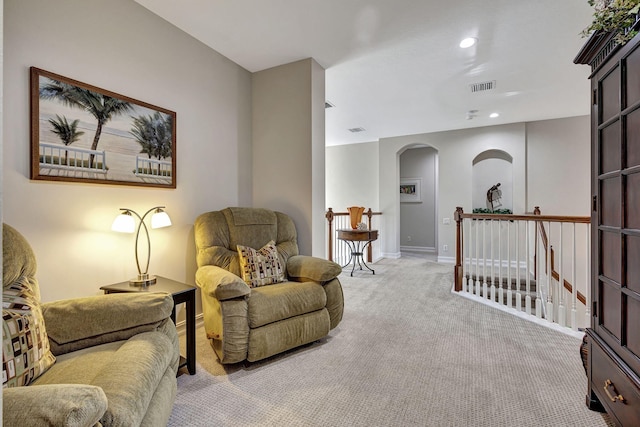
[486,183,502,212]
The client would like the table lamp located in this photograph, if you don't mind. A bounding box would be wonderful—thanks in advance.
[112,206,171,286]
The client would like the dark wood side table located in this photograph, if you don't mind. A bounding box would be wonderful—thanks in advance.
[100,276,196,375]
[337,229,378,276]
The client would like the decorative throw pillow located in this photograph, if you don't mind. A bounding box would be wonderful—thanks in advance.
[237,240,286,287]
[2,277,56,387]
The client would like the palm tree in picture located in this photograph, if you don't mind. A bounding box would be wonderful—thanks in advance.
[39,78,134,168]
[130,112,173,176]
[47,114,85,166]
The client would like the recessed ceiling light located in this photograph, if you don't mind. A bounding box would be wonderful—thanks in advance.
[489,112,500,118]
[459,37,477,48]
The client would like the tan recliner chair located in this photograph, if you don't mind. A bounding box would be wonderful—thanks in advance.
[2,224,180,427]
[194,207,344,364]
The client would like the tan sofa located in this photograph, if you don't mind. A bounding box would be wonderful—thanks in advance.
[194,207,344,364]
[2,224,180,427]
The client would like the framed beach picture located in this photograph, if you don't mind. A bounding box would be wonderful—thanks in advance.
[400,178,422,203]
[30,67,176,188]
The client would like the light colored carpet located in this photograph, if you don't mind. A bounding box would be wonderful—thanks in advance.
[170,256,612,426]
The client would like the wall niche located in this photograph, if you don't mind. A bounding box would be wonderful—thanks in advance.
[472,149,513,213]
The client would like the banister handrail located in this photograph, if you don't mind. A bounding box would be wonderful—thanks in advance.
[552,270,587,305]
[457,211,590,224]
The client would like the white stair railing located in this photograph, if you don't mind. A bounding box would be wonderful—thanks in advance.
[325,208,382,265]
[332,214,352,267]
[454,207,590,332]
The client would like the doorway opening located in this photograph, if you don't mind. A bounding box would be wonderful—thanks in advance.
[399,145,438,260]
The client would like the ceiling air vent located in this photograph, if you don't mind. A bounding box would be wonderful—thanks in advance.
[469,80,496,93]
[348,127,366,133]
[325,101,335,108]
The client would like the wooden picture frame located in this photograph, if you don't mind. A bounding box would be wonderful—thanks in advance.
[400,178,422,203]
[30,67,176,188]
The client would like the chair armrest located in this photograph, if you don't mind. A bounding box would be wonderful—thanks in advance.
[196,265,251,301]
[42,293,174,355]
[3,384,108,427]
[287,255,342,283]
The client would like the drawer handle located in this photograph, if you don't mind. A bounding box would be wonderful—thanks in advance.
[604,379,625,403]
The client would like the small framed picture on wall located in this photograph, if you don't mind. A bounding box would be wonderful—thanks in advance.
[400,178,421,203]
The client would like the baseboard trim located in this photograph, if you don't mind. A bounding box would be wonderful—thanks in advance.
[437,256,455,264]
[400,246,436,253]
[175,313,204,335]
[382,252,402,259]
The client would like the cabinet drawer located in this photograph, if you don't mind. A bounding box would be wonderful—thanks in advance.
[590,338,640,426]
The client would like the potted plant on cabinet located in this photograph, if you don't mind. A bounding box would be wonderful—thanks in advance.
[582,0,640,45]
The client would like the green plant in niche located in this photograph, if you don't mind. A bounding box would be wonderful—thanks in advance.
[582,0,640,45]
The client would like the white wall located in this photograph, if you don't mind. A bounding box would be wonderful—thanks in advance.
[311,60,327,258]
[527,116,592,310]
[3,0,252,302]
[325,141,380,260]
[527,116,590,215]
[252,58,326,257]
[326,141,379,210]
[328,117,590,263]
[379,124,526,262]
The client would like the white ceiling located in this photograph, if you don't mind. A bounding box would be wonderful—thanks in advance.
[134,0,595,146]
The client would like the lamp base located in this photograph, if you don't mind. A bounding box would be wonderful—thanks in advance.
[129,274,157,287]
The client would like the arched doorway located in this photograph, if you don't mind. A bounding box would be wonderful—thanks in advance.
[399,145,439,258]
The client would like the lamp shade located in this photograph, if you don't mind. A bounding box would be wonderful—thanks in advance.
[111,212,136,233]
[151,210,172,229]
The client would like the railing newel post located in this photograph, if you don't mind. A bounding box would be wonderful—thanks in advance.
[366,208,373,262]
[454,207,464,292]
[326,208,334,262]
[571,223,578,330]
[515,220,522,312]
[507,220,512,309]
[525,219,532,314]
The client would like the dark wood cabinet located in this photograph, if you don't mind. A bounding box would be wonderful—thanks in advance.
[575,22,640,426]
